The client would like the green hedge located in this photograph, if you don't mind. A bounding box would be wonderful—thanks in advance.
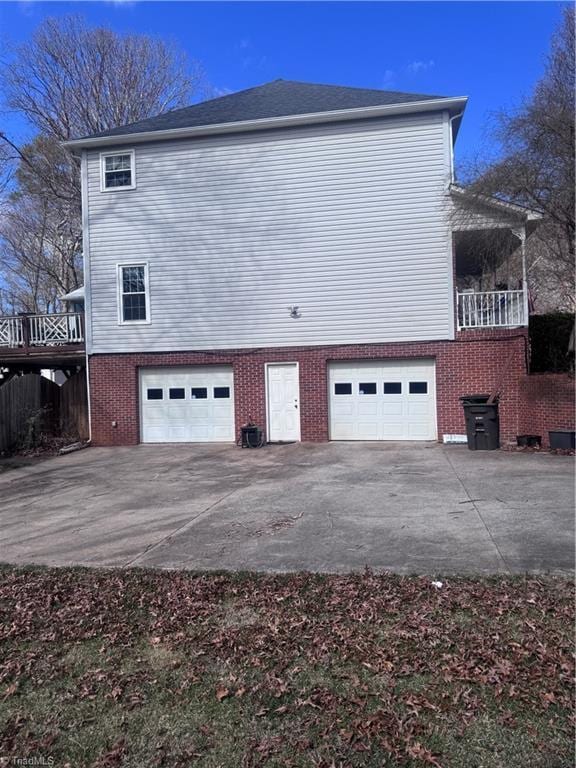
[529,313,575,373]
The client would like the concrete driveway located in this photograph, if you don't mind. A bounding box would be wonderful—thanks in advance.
[0,443,573,575]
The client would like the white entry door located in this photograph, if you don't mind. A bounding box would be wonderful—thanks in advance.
[266,363,301,442]
[140,366,234,443]
[328,359,437,441]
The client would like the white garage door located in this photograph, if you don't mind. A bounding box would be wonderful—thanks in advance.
[140,366,234,443]
[328,359,436,441]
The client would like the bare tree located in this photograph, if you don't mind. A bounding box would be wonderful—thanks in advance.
[0,15,204,311]
[460,7,575,311]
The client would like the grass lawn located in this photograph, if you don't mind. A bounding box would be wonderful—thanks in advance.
[0,567,573,768]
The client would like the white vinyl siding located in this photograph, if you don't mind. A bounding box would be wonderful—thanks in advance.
[85,113,452,353]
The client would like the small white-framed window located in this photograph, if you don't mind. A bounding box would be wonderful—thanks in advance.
[100,150,135,191]
[117,263,150,324]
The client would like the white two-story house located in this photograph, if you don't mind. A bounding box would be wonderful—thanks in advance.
[65,80,539,447]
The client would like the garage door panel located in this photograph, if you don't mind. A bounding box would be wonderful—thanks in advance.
[359,424,379,439]
[167,426,189,442]
[382,401,403,417]
[189,425,211,440]
[357,401,378,417]
[140,366,234,443]
[144,427,164,442]
[407,401,429,417]
[328,359,436,441]
[382,423,404,439]
[332,402,355,417]
[331,422,355,440]
[166,406,188,421]
[408,425,430,439]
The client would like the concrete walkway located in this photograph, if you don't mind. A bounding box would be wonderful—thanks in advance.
[0,443,573,575]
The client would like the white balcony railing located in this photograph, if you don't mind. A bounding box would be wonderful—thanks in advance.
[457,290,526,330]
[0,317,24,347]
[0,313,84,347]
[29,313,84,345]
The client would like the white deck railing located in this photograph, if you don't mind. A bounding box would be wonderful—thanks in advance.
[0,317,24,347]
[0,313,84,347]
[457,290,526,330]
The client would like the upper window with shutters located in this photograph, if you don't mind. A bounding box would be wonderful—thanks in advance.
[100,150,136,192]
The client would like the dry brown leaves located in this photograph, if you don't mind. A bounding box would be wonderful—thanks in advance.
[0,568,573,767]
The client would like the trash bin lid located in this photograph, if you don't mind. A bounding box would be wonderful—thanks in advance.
[459,394,491,404]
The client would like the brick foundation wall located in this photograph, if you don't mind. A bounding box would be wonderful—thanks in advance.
[88,330,528,447]
[518,373,575,447]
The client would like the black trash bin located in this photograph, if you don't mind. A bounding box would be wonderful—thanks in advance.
[460,394,499,451]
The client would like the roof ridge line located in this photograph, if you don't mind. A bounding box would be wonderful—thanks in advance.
[100,80,279,135]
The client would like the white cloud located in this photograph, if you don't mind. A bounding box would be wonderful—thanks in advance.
[17,0,36,16]
[407,59,435,75]
[382,69,396,89]
[212,86,233,98]
[242,55,267,71]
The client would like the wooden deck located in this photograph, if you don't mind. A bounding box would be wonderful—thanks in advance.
[0,313,85,370]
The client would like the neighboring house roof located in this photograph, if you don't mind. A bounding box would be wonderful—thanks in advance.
[61,286,85,302]
[65,79,467,149]
[450,183,543,234]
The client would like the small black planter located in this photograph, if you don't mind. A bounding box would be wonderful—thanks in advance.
[548,430,576,450]
[240,425,264,448]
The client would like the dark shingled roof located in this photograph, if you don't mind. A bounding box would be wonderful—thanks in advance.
[77,79,447,140]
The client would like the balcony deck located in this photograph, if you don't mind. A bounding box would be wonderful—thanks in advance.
[0,313,85,368]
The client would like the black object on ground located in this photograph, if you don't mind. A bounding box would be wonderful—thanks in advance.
[548,430,576,450]
[516,435,542,448]
[460,394,500,451]
[240,425,264,448]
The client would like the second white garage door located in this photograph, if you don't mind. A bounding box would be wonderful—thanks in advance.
[328,359,437,440]
[140,366,234,443]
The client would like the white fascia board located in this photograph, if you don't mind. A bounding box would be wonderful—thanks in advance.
[63,96,469,151]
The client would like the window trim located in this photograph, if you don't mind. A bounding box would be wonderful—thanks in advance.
[100,150,136,192]
[117,262,151,325]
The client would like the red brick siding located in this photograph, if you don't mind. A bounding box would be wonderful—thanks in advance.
[88,331,528,447]
[518,373,575,447]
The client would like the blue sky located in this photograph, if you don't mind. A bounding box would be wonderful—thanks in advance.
[0,1,568,165]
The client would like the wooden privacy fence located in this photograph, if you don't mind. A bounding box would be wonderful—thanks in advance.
[60,369,89,440]
[0,370,88,452]
[0,374,59,452]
